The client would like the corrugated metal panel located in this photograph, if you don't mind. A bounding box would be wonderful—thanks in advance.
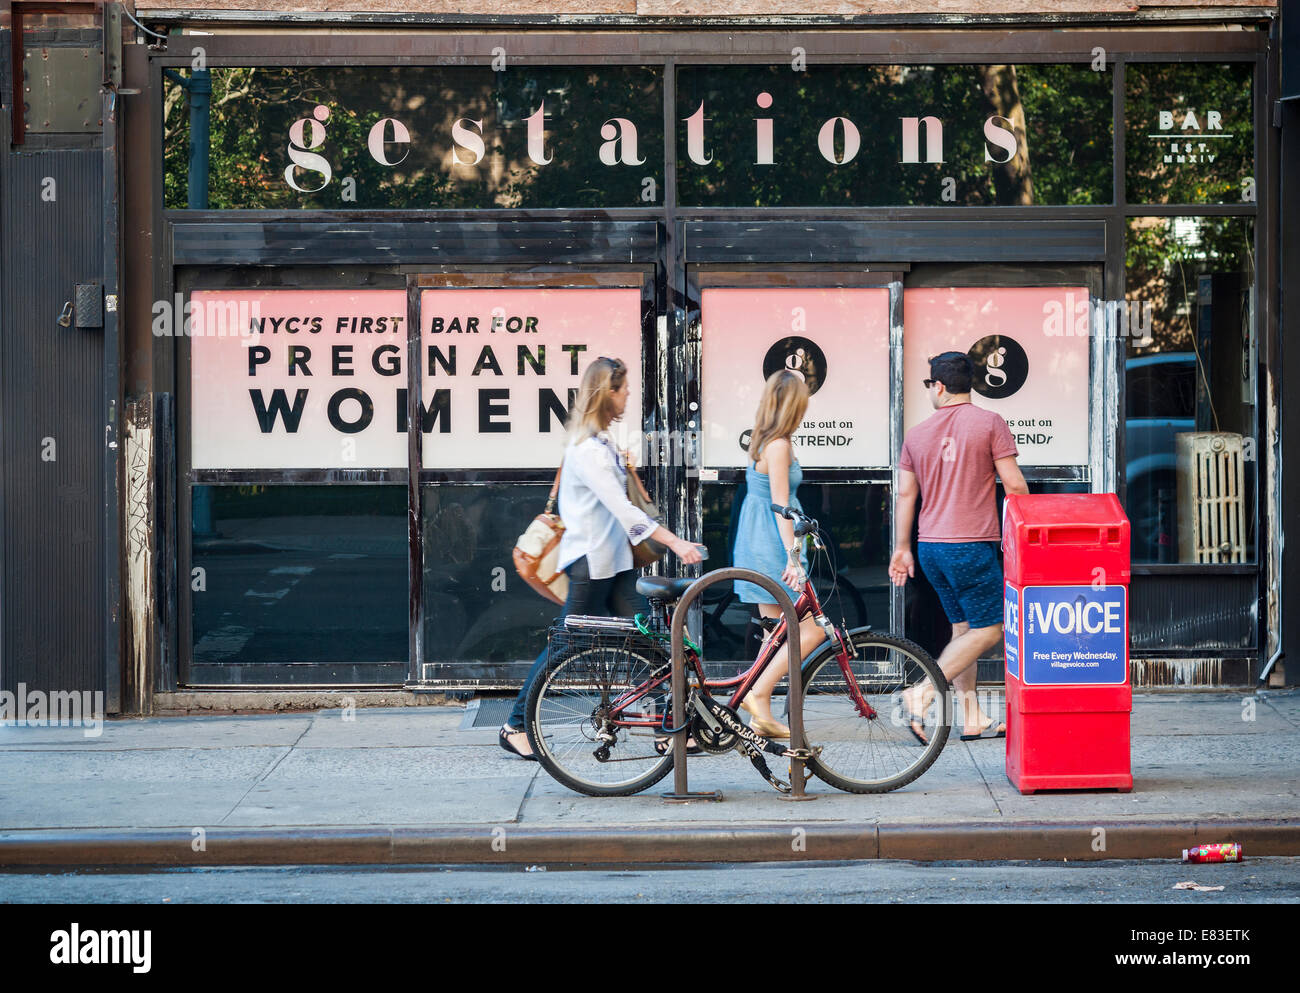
[1,140,106,697]
[1129,573,1257,652]
[171,219,661,266]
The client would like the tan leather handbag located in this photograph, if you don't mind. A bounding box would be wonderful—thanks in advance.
[513,468,568,605]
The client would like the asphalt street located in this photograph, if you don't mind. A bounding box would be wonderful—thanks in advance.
[2,857,1296,904]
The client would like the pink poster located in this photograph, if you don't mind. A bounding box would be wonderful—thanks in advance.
[903,287,1091,466]
[419,287,642,468]
[191,290,408,469]
[190,287,642,470]
[700,287,892,468]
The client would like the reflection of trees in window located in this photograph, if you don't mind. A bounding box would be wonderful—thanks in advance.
[1125,216,1253,359]
[1015,64,1113,205]
[163,63,1110,209]
[676,63,1109,206]
[1124,63,1253,204]
[164,67,662,209]
[979,65,1032,205]
[1123,216,1255,564]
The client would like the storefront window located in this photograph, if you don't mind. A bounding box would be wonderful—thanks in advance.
[183,280,648,679]
[422,485,557,667]
[1124,62,1254,204]
[700,483,891,664]
[164,66,662,209]
[1124,217,1255,563]
[677,64,1111,206]
[191,485,408,666]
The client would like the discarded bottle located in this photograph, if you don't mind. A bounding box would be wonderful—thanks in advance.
[1182,843,1243,863]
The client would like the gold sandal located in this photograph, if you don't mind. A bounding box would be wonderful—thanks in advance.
[739,700,790,740]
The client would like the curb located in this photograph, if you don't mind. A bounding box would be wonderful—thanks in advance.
[1,820,1297,867]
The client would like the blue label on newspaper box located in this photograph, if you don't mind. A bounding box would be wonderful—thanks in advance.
[1004,582,1020,678]
[1022,584,1126,685]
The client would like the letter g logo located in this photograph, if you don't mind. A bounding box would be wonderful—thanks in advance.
[967,334,1029,400]
[285,105,333,193]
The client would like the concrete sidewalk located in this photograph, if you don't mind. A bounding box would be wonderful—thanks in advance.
[0,690,1297,866]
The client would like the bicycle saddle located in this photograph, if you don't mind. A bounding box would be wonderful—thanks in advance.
[635,576,697,602]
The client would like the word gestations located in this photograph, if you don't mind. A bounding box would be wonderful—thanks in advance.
[284,96,1025,192]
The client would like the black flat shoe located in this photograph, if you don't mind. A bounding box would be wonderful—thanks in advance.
[499,725,537,761]
[959,719,1006,741]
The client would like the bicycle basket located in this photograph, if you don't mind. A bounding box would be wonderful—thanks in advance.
[548,616,666,668]
[543,617,673,721]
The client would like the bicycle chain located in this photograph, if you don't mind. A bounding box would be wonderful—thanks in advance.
[737,739,791,794]
[687,693,823,793]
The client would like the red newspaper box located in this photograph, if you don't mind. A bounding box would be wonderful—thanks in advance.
[1002,494,1132,793]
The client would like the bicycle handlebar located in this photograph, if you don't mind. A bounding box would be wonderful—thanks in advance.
[769,502,818,537]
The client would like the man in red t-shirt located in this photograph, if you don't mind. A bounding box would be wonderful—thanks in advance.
[890,351,1028,745]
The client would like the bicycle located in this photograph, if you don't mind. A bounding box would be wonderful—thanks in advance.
[524,503,951,797]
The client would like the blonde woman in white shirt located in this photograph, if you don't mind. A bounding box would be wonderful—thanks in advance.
[501,356,703,759]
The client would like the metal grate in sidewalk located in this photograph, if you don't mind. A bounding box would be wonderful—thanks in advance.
[462,697,518,730]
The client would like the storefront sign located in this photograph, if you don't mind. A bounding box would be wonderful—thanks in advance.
[903,287,1090,466]
[191,290,408,469]
[190,287,642,469]
[700,287,891,468]
[419,287,642,467]
[1149,108,1229,165]
[165,63,1114,210]
[281,100,1021,193]
[1124,62,1254,204]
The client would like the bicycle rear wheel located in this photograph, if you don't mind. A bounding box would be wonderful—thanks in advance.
[525,642,675,797]
[800,629,951,793]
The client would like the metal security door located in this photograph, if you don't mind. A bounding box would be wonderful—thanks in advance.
[0,7,120,708]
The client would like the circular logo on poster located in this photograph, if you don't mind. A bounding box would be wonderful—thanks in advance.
[739,428,753,453]
[762,337,827,396]
[968,335,1029,400]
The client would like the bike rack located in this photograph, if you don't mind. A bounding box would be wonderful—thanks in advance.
[664,568,814,802]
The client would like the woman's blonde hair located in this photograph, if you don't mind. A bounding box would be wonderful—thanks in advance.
[749,370,809,461]
[567,356,629,443]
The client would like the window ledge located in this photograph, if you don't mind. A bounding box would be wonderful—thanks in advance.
[1131,563,1257,575]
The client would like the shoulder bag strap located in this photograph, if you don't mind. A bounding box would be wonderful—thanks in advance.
[628,463,652,503]
[544,463,562,515]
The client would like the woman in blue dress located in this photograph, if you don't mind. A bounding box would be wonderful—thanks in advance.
[732,370,826,739]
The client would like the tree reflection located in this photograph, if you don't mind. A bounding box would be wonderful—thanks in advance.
[163,62,1114,209]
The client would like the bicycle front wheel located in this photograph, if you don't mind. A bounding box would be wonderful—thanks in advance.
[801,629,951,793]
[525,643,675,797]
